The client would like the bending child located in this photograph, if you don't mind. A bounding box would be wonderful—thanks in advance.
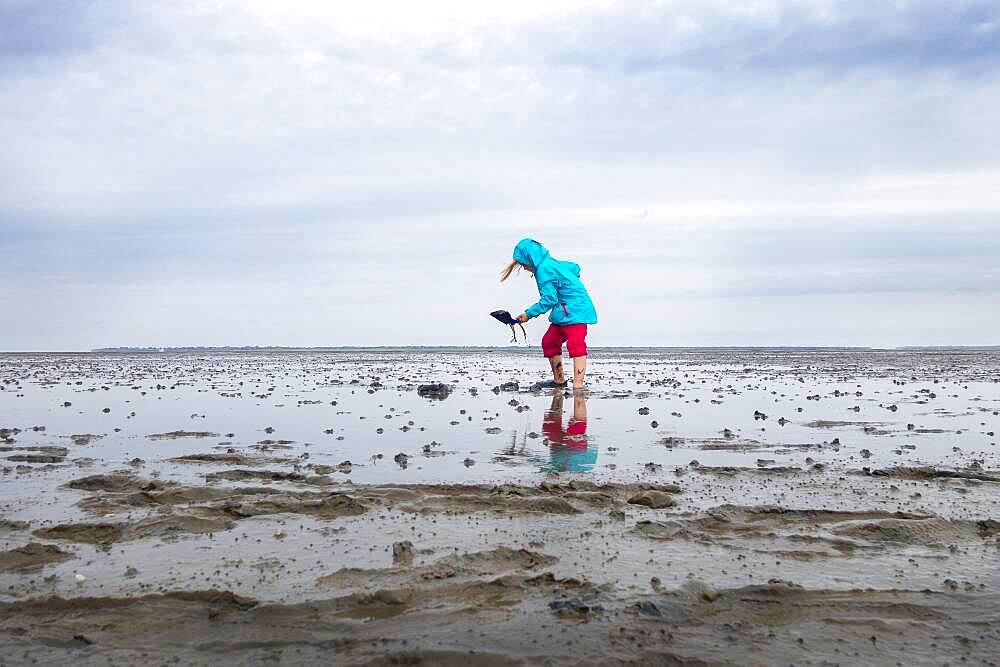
[501,238,598,389]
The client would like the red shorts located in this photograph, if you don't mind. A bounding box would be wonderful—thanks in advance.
[541,323,588,358]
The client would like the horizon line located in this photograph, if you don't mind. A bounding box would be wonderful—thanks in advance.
[2,344,1000,354]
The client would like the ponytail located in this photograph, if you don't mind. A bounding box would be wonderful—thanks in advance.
[500,260,521,282]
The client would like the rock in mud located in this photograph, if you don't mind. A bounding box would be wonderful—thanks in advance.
[69,434,103,446]
[416,383,452,400]
[392,541,414,566]
[549,597,603,616]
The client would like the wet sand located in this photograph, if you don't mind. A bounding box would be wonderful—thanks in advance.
[2,348,999,665]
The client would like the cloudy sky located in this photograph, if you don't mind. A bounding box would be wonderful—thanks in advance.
[2,0,999,350]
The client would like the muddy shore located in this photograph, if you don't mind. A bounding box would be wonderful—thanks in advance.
[2,349,999,664]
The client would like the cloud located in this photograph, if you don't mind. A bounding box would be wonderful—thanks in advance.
[542,1,1000,74]
[0,0,112,63]
[1,0,999,349]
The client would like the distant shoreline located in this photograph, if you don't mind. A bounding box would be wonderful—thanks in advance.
[0,345,997,354]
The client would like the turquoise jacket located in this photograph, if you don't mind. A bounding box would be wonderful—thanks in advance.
[513,239,598,325]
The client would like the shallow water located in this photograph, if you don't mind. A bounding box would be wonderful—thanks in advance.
[2,348,998,489]
[3,349,1000,664]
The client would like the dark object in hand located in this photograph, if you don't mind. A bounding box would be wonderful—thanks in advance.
[490,310,528,343]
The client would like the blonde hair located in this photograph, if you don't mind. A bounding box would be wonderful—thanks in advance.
[500,260,523,282]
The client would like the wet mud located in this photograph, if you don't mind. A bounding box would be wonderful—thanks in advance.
[0,543,74,573]
[2,577,999,666]
[2,348,999,664]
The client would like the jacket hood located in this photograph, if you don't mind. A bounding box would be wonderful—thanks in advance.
[512,238,549,270]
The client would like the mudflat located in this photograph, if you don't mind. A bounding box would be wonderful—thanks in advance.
[2,348,999,665]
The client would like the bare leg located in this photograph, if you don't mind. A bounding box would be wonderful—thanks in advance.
[572,355,587,389]
[549,355,566,385]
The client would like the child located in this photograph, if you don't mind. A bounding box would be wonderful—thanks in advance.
[501,238,597,389]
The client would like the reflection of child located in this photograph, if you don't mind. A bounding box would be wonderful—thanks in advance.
[500,239,597,389]
[542,392,596,472]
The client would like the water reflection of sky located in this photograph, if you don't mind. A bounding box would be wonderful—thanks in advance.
[0,350,998,490]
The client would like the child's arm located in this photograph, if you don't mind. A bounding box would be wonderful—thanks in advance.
[523,279,558,320]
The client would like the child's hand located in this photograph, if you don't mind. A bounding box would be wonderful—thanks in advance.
[517,313,529,323]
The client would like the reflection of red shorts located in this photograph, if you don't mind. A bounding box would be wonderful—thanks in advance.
[541,323,588,358]
[542,412,588,447]
[566,418,587,438]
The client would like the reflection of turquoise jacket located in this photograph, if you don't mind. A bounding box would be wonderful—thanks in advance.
[513,239,598,325]
[548,443,599,473]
